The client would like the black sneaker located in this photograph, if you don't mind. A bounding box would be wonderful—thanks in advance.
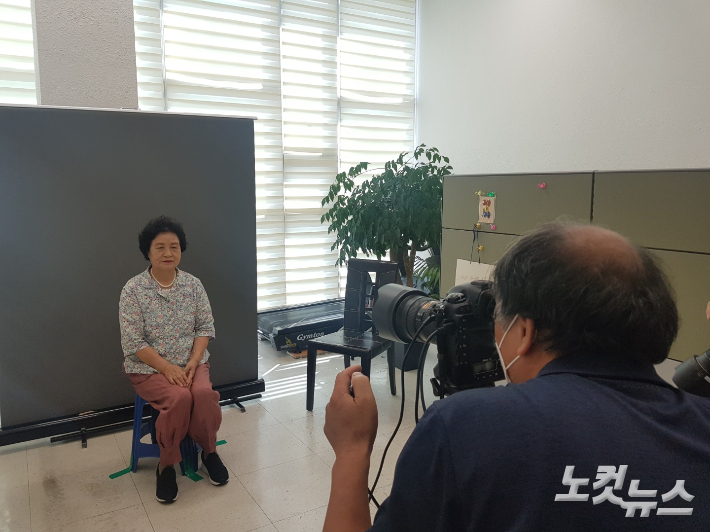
[201,451,229,486]
[155,465,178,503]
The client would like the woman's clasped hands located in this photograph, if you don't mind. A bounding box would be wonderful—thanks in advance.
[160,362,195,387]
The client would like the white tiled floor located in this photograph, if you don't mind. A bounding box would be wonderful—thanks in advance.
[0,340,438,532]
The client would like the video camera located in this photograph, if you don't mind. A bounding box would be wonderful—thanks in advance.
[373,280,503,398]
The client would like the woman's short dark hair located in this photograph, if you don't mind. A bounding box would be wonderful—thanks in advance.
[492,222,678,364]
[138,216,187,260]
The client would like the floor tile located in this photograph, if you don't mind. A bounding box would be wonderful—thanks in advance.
[266,353,344,377]
[263,355,345,391]
[218,402,281,439]
[0,440,28,456]
[0,445,30,532]
[23,437,53,452]
[28,464,142,532]
[249,525,278,532]
[0,482,30,532]
[365,437,405,487]
[273,505,327,532]
[240,455,333,523]
[218,424,314,477]
[316,435,404,488]
[113,428,135,466]
[144,477,270,532]
[382,425,415,450]
[372,482,392,504]
[374,411,411,447]
[281,412,330,454]
[370,390,418,436]
[10,340,436,531]
[367,363,396,381]
[130,457,203,505]
[0,445,28,489]
[259,388,331,423]
[27,434,126,484]
[51,504,153,532]
[315,450,335,468]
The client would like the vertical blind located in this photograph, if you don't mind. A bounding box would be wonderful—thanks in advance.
[133,0,415,309]
[0,0,37,105]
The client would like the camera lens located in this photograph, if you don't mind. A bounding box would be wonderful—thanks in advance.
[673,351,710,397]
[373,284,439,343]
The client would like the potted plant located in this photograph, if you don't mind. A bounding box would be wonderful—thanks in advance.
[321,144,453,288]
[414,248,441,299]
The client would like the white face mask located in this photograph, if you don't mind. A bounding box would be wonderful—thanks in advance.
[495,314,520,384]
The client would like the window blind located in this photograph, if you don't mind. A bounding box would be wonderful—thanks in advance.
[133,0,416,310]
[281,0,340,305]
[133,0,164,111]
[339,0,415,170]
[0,0,37,105]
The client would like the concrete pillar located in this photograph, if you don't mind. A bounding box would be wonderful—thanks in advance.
[32,0,138,108]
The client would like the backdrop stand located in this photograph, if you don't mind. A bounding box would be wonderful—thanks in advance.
[0,378,265,447]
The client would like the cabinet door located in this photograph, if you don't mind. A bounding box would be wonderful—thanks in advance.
[441,228,519,295]
[594,170,710,254]
[443,173,593,233]
[443,232,708,363]
[651,249,710,362]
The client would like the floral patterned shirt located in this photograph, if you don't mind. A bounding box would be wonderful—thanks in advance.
[119,268,215,374]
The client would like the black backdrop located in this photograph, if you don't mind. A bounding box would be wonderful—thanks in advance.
[0,105,257,428]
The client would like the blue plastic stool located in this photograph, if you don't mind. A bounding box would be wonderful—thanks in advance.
[130,393,201,476]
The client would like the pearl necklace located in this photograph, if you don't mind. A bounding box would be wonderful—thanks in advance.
[150,268,176,288]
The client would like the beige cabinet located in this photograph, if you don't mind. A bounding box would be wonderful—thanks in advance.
[443,173,593,234]
[594,170,710,254]
[652,249,710,361]
[442,170,710,362]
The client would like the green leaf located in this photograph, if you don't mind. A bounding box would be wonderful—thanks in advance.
[320,145,453,265]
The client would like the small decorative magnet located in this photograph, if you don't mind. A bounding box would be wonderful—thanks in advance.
[477,245,484,252]
[475,222,482,229]
[490,224,496,231]
[476,190,484,196]
[487,192,496,197]
[538,183,546,189]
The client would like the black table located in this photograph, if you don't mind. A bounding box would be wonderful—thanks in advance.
[306,330,396,411]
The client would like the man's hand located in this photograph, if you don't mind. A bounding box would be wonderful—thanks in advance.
[161,363,188,387]
[324,365,378,458]
[323,366,378,532]
[184,360,199,388]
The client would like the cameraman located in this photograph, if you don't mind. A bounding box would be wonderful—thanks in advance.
[322,223,710,531]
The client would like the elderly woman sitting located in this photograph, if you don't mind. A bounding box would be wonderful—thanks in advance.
[119,216,228,503]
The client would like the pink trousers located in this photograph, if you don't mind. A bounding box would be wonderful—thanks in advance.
[129,363,222,467]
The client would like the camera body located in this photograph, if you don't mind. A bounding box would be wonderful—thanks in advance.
[373,281,504,397]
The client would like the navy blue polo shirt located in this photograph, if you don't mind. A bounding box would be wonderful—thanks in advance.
[369,352,710,531]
